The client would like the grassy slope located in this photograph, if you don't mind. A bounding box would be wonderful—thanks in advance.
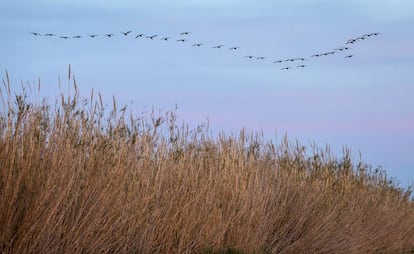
[1,77,413,253]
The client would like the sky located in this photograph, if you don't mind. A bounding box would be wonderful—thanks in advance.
[1,0,414,186]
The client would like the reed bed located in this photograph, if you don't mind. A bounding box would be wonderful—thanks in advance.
[1,74,413,253]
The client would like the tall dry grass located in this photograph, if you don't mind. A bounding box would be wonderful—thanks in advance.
[1,72,414,253]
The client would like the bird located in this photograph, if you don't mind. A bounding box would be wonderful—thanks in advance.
[229,47,240,50]
[281,67,292,70]
[59,36,69,39]
[345,39,356,44]
[135,34,145,38]
[212,45,225,49]
[362,32,381,38]
[294,58,306,61]
[177,39,187,42]
[244,56,255,59]
[180,32,191,35]
[72,35,82,39]
[334,47,350,51]
[323,51,336,56]
[285,59,295,62]
[192,43,204,47]
[296,65,306,68]
[146,35,158,40]
[160,37,170,41]
[311,54,322,57]
[256,57,266,60]
[344,55,354,58]
[88,34,98,38]
[44,33,55,36]
[105,34,114,37]
[31,32,41,36]
[121,31,132,36]
[273,60,283,63]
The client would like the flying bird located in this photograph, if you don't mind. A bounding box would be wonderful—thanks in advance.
[362,32,381,37]
[31,32,41,36]
[212,45,225,49]
[146,35,158,40]
[281,67,292,70]
[244,56,255,59]
[229,47,240,50]
[88,34,98,38]
[344,55,354,58]
[105,34,114,37]
[285,59,295,62]
[345,39,356,44]
[296,65,306,68]
[177,39,187,42]
[44,33,56,36]
[59,36,69,39]
[161,37,170,41]
[135,34,145,38]
[180,32,191,35]
[121,31,132,36]
[256,57,266,60]
[273,60,283,63]
[72,35,82,39]
[311,54,322,57]
[334,47,350,51]
[192,43,204,47]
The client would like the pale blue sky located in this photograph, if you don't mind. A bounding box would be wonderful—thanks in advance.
[1,0,413,186]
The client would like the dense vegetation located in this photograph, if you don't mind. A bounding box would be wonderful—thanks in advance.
[1,74,413,253]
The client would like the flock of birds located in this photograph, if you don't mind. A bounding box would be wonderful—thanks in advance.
[30,31,381,70]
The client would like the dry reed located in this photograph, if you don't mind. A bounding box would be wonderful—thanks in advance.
[1,72,413,253]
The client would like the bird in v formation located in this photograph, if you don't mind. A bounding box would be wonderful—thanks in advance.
[121,31,132,36]
[146,35,158,40]
[31,30,380,70]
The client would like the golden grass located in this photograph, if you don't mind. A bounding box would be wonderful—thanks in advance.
[1,73,413,253]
